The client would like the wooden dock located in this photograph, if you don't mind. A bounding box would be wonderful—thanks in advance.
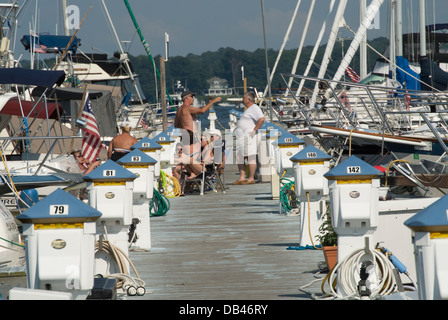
[128,164,326,301]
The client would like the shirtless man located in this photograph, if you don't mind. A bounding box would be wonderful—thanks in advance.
[108,123,138,161]
[174,91,221,178]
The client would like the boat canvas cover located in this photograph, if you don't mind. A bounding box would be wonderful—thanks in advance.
[420,57,448,91]
[21,34,81,54]
[0,68,65,88]
[1,98,62,119]
[396,56,420,91]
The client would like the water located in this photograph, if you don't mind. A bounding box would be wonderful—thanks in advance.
[196,104,241,132]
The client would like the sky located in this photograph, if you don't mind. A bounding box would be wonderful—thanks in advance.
[12,0,448,60]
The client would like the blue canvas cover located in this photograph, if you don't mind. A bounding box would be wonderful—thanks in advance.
[0,68,65,88]
[396,56,421,91]
[21,34,81,53]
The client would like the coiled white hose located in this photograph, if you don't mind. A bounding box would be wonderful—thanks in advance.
[95,226,145,294]
[327,247,397,299]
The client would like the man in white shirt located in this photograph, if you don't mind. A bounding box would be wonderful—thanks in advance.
[233,92,265,184]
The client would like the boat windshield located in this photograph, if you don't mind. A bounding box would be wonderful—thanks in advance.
[121,78,148,104]
[358,74,386,85]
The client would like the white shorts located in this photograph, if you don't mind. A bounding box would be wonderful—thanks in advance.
[236,132,258,159]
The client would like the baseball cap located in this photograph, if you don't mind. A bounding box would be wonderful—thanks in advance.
[181,91,195,99]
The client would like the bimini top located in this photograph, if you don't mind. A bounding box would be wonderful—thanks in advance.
[404,195,448,232]
[0,68,65,88]
[17,188,102,224]
[324,156,383,180]
[290,145,332,163]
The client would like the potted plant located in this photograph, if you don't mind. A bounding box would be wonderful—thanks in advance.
[316,209,338,271]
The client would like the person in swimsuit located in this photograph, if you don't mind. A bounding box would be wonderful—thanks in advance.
[174,91,222,179]
[71,150,100,175]
[108,122,138,161]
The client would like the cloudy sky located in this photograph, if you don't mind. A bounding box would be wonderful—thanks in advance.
[14,0,448,59]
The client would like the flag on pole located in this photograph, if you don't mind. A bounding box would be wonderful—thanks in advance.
[345,66,360,83]
[80,94,102,163]
[34,43,47,54]
[139,110,149,129]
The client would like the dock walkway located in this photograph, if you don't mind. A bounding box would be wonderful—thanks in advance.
[129,164,325,300]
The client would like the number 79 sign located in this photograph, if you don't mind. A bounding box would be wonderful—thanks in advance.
[50,205,69,215]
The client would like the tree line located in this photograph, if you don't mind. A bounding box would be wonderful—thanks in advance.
[131,37,388,102]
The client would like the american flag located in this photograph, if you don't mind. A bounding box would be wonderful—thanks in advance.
[80,94,102,163]
[34,43,47,54]
[139,110,149,129]
[345,66,360,83]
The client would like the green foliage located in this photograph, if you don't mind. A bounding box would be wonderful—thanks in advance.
[316,209,338,247]
[130,37,388,103]
[26,37,388,104]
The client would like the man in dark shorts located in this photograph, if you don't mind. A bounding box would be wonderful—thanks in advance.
[174,91,222,179]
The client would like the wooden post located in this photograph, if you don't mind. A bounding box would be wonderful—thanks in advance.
[160,57,167,131]
[69,85,88,152]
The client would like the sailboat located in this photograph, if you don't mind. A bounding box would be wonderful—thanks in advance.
[277,1,448,166]
[19,1,159,140]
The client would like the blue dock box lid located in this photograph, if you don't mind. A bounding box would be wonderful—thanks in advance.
[117,149,157,166]
[261,122,279,132]
[131,137,162,151]
[153,131,176,144]
[324,156,383,180]
[273,131,305,146]
[83,160,137,182]
[290,145,332,163]
[230,109,242,117]
[404,195,448,232]
[16,188,102,224]
[165,126,182,137]
[266,127,287,139]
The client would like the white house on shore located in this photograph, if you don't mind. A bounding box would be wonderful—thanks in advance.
[206,77,234,96]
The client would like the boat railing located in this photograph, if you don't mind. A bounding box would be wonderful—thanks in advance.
[280,73,448,135]
[0,135,82,175]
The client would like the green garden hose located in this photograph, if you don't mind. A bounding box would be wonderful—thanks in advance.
[280,177,298,213]
[149,188,170,217]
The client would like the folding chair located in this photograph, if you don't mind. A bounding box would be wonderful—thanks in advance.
[180,147,227,195]
[182,160,223,195]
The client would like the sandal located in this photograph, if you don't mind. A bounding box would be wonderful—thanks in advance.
[231,180,246,185]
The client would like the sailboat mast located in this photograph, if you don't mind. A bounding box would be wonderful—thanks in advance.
[296,0,336,96]
[329,0,385,91]
[99,0,145,108]
[309,0,348,109]
[122,0,173,106]
[395,0,403,57]
[359,0,367,79]
[286,0,316,91]
[262,0,302,99]
[61,0,69,36]
[419,0,426,57]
